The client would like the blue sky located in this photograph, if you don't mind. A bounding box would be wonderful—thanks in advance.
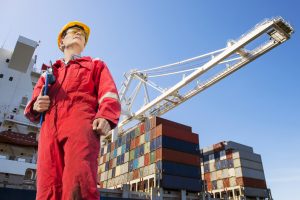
[1,1,299,199]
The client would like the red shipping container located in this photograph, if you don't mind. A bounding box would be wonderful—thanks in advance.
[155,148,162,162]
[144,153,150,166]
[135,136,140,147]
[226,149,233,159]
[161,148,200,166]
[109,160,113,169]
[204,173,210,182]
[130,139,135,150]
[103,154,106,163]
[150,129,156,140]
[149,116,192,132]
[133,169,139,179]
[223,178,230,188]
[236,177,267,189]
[213,142,225,152]
[139,123,145,134]
[111,142,115,152]
[206,181,212,191]
[155,124,199,144]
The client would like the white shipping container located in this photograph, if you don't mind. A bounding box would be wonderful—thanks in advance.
[228,168,235,177]
[104,145,107,154]
[149,163,155,175]
[103,180,107,188]
[106,152,110,161]
[124,152,129,163]
[217,180,223,189]
[138,156,144,168]
[117,147,122,156]
[99,156,103,164]
[99,163,105,173]
[108,169,112,179]
[229,177,236,187]
[113,158,117,168]
[202,146,214,153]
[140,134,145,145]
[209,162,216,172]
[123,162,129,174]
[100,171,108,181]
[116,166,121,177]
[222,169,229,178]
[144,165,149,177]
[216,170,222,180]
[144,142,150,154]
[220,150,226,160]
[211,171,217,181]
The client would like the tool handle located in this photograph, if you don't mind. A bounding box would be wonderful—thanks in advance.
[39,72,49,125]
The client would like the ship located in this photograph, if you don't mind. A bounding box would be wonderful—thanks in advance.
[0,17,293,200]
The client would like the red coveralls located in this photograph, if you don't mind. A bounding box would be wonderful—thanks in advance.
[25,56,121,200]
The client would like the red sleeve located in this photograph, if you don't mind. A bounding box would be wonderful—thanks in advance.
[93,59,121,129]
[24,74,45,123]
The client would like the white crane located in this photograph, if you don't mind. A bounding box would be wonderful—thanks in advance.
[107,17,294,142]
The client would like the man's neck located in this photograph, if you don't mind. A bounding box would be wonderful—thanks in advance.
[64,48,82,63]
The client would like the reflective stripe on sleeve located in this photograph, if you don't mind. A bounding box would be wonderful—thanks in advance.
[98,92,119,104]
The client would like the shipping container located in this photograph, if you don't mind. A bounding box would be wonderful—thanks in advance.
[236,177,267,189]
[161,174,202,192]
[157,148,200,166]
[234,158,264,171]
[159,136,200,155]
[155,124,198,144]
[156,160,201,179]
[235,167,265,180]
[149,116,192,132]
[232,151,262,163]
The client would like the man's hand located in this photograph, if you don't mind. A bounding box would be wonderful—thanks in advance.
[33,86,50,113]
[92,118,111,136]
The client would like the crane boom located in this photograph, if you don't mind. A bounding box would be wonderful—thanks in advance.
[107,17,293,141]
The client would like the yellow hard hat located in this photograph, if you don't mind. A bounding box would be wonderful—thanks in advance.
[57,21,90,51]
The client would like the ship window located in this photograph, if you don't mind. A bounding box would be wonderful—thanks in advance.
[9,77,13,81]
[0,74,3,78]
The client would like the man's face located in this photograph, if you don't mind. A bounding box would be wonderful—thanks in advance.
[61,27,86,51]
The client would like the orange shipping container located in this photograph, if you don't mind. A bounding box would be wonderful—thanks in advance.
[223,178,230,188]
[111,142,115,152]
[155,124,198,144]
[204,173,210,182]
[226,149,233,160]
[156,148,200,166]
[149,116,192,132]
[144,153,150,166]
[236,177,267,189]
[139,123,145,134]
[135,136,140,147]
[133,169,139,180]
[206,181,212,191]
[150,129,156,140]
[130,139,135,150]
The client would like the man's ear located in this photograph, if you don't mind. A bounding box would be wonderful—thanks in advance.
[60,39,65,49]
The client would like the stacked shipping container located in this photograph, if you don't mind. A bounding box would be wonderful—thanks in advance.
[98,117,202,193]
[201,141,269,199]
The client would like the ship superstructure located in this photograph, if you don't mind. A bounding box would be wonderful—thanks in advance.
[0,36,39,189]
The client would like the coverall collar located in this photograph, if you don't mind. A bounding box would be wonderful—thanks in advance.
[52,56,93,68]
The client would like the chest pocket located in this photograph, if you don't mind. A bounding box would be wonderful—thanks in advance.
[65,62,93,92]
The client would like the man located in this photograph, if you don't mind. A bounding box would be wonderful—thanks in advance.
[25,21,121,200]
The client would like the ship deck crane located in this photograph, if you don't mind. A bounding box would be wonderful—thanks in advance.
[106,17,294,142]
